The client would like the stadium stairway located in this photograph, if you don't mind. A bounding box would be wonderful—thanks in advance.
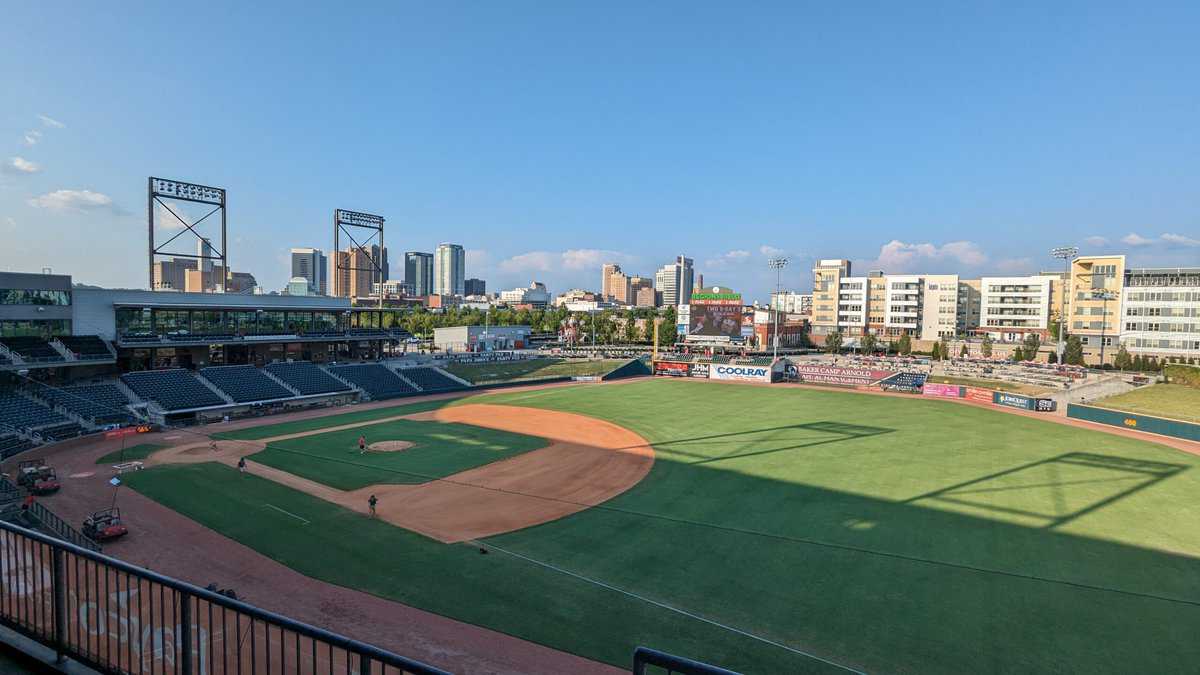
[318,364,361,395]
[259,368,303,397]
[194,371,238,405]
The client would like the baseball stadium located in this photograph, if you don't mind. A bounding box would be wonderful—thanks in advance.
[2,299,1199,674]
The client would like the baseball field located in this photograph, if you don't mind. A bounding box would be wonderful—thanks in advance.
[122,378,1200,673]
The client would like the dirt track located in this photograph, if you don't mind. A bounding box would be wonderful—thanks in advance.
[148,403,656,543]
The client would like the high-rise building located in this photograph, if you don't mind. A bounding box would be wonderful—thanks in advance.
[434,243,466,296]
[290,247,328,295]
[1121,267,1200,360]
[918,275,960,342]
[602,264,632,304]
[404,252,434,297]
[810,259,851,336]
[654,256,694,307]
[601,263,621,301]
[464,278,487,296]
[331,248,373,298]
[978,275,1053,342]
[1067,254,1125,361]
[367,245,389,284]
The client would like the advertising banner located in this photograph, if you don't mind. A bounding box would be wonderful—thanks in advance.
[993,391,1035,410]
[1035,398,1057,412]
[687,304,743,339]
[654,361,691,377]
[788,364,893,386]
[709,364,773,383]
[964,387,995,404]
[922,383,963,398]
[690,363,710,378]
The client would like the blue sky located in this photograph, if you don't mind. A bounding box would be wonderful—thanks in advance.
[2,2,1197,301]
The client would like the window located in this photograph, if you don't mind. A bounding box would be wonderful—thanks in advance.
[0,319,71,337]
[0,289,70,306]
[116,308,152,334]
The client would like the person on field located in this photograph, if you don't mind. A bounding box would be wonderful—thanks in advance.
[358,435,366,454]
[237,457,246,474]
[368,494,378,518]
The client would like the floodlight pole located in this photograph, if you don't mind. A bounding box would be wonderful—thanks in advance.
[1049,246,1077,363]
[768,257,789,359]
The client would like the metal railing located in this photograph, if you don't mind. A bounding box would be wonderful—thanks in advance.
[633,647,741,675]
[0,521,449,675]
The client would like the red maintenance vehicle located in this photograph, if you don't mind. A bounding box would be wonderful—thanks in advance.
[16,460,60,495]
[83,508,128,542]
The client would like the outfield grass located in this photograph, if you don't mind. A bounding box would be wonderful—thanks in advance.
[927,374,1050,395]
[94,443,163,465]
[443,358,626,384]
[1092,383,1200,423]
[127,379,1200,673]
[249,418,548,490]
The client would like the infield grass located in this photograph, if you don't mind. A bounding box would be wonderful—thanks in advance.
[443,358,625,384]
[94,443,163,465]
[127,378,1200,674]
[1092,383,1200,423]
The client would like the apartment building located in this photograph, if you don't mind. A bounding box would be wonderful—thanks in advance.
[956,279,982,334]
[769,291,812,315]
[919,274,960,341]
[811,259,851,337]
[836,276,868,335]
[1121,267,1200,360]
[978,275,1052,342]
[1067,254,1125,359]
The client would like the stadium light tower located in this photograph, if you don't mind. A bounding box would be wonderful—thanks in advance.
[1049,246,1077,363]
[768,257,789,359]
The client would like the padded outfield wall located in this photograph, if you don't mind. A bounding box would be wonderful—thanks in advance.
[1068,403,1200,442]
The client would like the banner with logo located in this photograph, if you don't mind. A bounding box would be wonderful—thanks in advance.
[993,391,1035,410]
[964,387,995,404]
[922,383,963,398]
[788,364,893,386]
[709,364,773,383]
[690,363,710,378]
[1035,398,1057,412]
[654,361,691,377]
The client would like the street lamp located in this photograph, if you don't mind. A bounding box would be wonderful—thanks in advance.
[768,257,790,359]
[1092,289,1116,366]
[1049,246,1077,363]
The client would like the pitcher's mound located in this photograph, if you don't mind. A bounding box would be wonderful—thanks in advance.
[367,440,415,453]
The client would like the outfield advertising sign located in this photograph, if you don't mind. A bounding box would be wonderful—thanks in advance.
[789,364,893,386]
[993,392,1035,410]
[964,387,995,404]
[690,363,710,378]
[654,361,691,377]
[709,364,773,383]
[922,383,963,398]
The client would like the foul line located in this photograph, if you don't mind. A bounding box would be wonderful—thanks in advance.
[264,503,310,525]
[471,538,866,674]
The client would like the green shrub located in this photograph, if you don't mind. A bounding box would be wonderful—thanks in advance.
[1164,363,1200,388]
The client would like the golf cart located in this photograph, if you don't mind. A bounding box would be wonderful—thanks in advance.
[82,508,128,541]
[16,460,60,495]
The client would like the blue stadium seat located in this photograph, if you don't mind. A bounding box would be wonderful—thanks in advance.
[121,369,227,410]
[264,362,352,396]
[327,364,418,399]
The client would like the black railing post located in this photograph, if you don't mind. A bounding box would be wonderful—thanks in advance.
[180,591,193,675]
[359,651,372,675]
[51,547,66,663]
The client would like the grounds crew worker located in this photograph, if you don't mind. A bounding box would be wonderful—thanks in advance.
[359,435,367,454]
[368,494,378,517]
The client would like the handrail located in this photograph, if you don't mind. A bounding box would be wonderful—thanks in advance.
[633,647,742,675]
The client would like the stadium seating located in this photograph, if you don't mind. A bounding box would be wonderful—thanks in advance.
[0,434,34,459]
[402,367,465,392]
[121,369,227,410]
[328,364,418,399]
[0,353,9,365]
[264,362,352,395]
[55,335,112,360]
[879,372,928,391]
[0,393,69,433]
[199,365,294,403]
[37,422,84,442]
[34,383,133,425]
[0,337,63,363]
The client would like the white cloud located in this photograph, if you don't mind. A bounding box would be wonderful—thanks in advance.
[3,157,40,174]
[38,114,65,129]
[867,239,988,272]
[28,189,115,213]
[465,249,490,268]
[704,249,753,269]
[22,130,42,146]
[1121,232,1153,247]
[1084,236,1109,247]
[153,201,191,230]
[500,248,634,275]
[1161,233,1200,247]
[994,257,1034,273]
[759,244,785,257]
[500,251,556,274]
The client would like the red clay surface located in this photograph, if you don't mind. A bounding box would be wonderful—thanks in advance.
[7,384,624,675]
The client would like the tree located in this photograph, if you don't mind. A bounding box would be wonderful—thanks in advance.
[824,331,843,354]
[930,342,941,360]
[643,318,656,344]
[1011,346,1024,362]
[860,333,878,355]
[623,311,640,343]
[1021,333,1041,362]
[1113,345,1133,371]
[939,337,951,361]
[960,342,969,358]
[897,333,912,356]
[1047,351,1058,364]
[980,334,994,358]
[1064,335,1085,365]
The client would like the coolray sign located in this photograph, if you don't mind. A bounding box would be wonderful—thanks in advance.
[789,364,894,386]
[709,364,772,382]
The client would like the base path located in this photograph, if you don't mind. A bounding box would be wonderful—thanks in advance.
[150,403,656,543]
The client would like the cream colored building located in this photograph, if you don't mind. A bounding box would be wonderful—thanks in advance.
[1067,254,1125,361]
[811,259,850,337]
[919,274,960,341]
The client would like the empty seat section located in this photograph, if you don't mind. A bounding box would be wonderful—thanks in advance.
[37,422,84,442]
[0,393,68,433]
[55,335,111,359]
[0,337,63,362]
[0,434,34,459]
[328,364,417,399]
[403,367,464,392]
[36,383,133,425]
[264,362,352,395]
[121,370,226,410]
[199,365,293,403]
